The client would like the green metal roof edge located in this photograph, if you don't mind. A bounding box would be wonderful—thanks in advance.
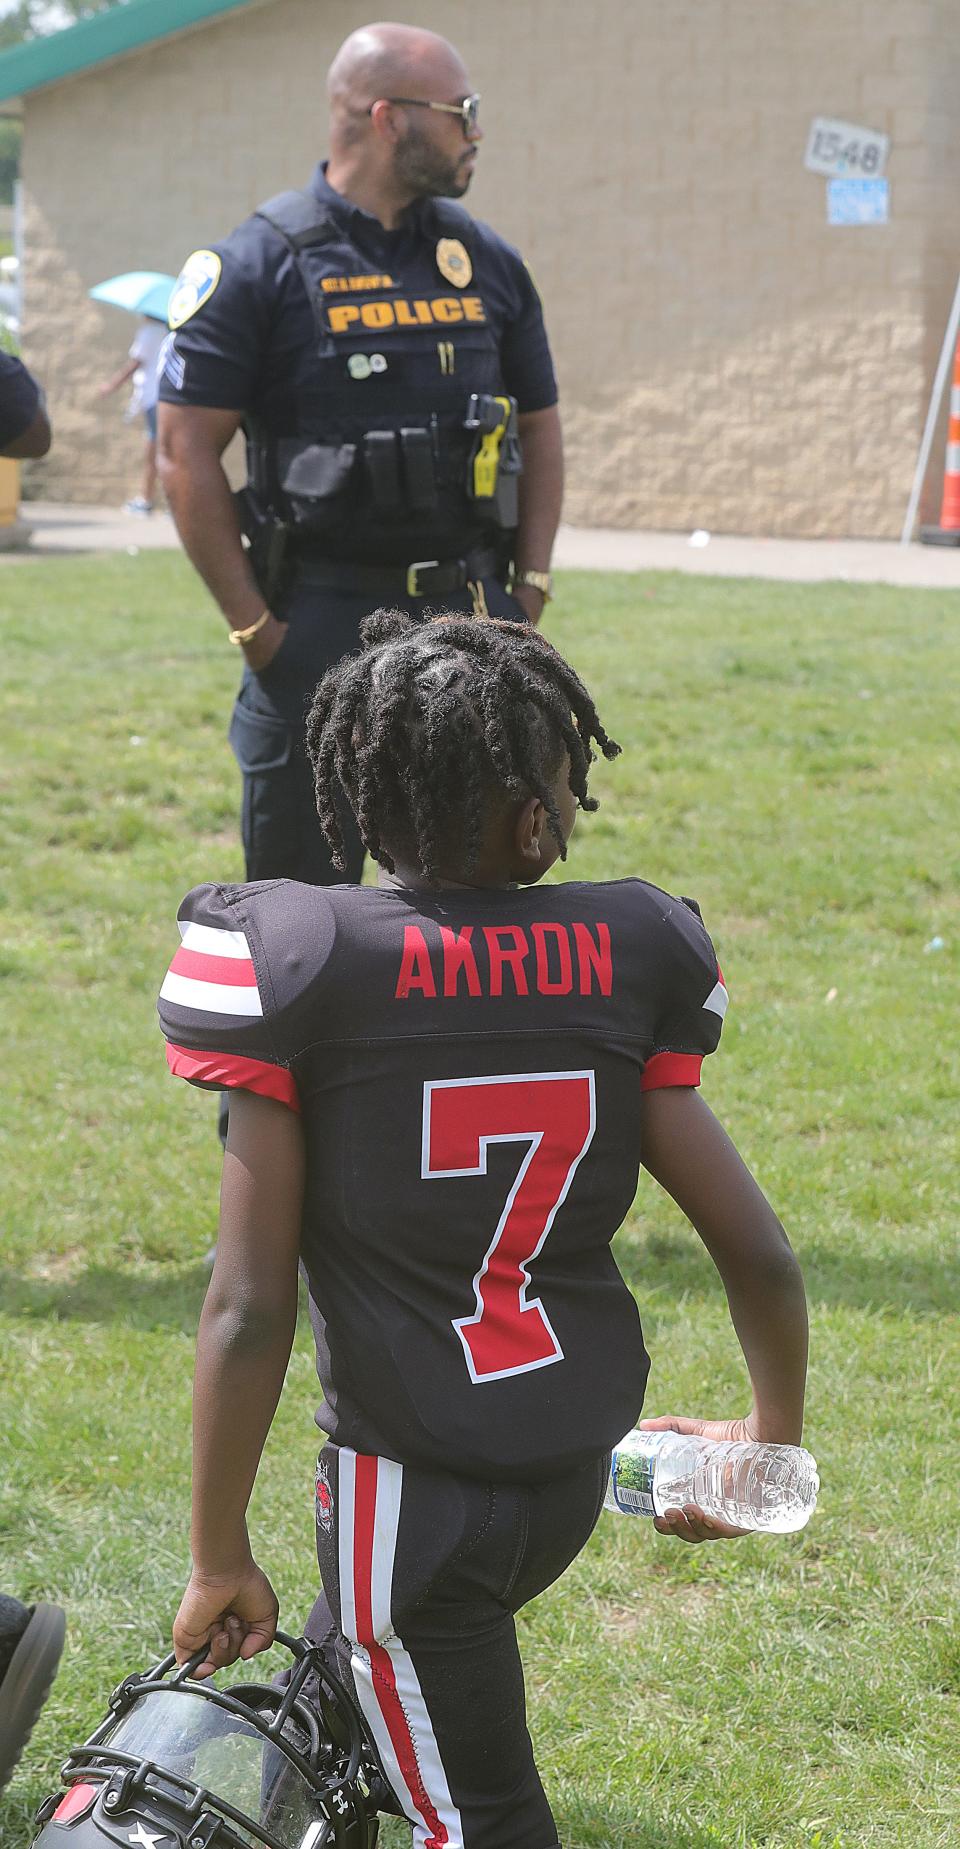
[0,0,262,105]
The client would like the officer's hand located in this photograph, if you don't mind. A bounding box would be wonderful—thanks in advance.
[242,612,289,674]
[510,584,545,627]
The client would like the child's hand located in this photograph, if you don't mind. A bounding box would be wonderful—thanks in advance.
[651,1503,749,1544]
[172,1560,279,1678]
[639,1413,756,1545]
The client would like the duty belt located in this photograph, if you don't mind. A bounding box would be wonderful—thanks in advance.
[292,545,503,599]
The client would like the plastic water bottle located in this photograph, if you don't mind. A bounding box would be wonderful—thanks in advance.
[603,1428,819,1533]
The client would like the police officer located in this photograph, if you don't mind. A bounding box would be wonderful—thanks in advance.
[0,350,52,459]
[157,20,563,887]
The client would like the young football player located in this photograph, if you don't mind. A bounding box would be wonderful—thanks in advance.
[158,611,808,1849]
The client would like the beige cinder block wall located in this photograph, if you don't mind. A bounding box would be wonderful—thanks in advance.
[18,0,960,536]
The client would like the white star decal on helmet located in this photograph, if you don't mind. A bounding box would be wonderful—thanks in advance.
[126,1825,170,1849]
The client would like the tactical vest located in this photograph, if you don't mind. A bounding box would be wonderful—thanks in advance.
[243,190,522,565]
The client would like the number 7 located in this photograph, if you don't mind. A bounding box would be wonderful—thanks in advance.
[422,1071,597,1384]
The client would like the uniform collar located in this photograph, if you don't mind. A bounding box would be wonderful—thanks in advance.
[310,161,433,238]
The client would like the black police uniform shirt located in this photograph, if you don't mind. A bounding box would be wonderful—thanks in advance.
[159,877,728,1485]
[0,351,41,449]
[157,164,557,562]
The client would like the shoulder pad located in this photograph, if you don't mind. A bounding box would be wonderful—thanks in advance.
[254,189,338,251]
[429,197,476,250]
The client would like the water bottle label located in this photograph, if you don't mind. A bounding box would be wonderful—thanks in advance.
[611,1434,664,1515]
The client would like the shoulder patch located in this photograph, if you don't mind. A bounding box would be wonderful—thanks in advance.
[168,250,222,329]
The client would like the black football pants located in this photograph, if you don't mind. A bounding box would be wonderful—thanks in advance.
[302,1446,610,1849]
[228,567,528,886]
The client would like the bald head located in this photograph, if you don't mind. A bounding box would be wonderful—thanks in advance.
[325,21,480,217]
[328,22,468,122]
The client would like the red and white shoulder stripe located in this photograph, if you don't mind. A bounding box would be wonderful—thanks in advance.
[160,914,300,1111]
[160,919,263,1017]
[703,968,729,1018]
[641,966,729,1092]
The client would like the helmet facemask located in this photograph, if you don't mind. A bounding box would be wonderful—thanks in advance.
[32,1631,383,1849]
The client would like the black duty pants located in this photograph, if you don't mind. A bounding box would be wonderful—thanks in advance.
[228,568,527,886]
[304,1447,610,1849]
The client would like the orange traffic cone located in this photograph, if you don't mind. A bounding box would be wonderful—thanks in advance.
[921,334,960,542]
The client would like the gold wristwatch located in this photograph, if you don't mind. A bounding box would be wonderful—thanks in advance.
[513,569,554,603]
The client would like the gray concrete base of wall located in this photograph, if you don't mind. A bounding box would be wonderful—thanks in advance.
[0,519,35,549]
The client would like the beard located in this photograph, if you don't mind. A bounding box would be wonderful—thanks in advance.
[393,123,475,199]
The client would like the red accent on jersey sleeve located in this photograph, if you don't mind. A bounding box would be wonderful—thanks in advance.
[641,1050,703,1091]
[165,1042,300,1111]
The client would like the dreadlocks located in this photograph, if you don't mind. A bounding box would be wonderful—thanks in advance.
[305,609,621,883]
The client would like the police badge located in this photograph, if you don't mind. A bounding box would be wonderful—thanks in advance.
[436,237,472,288]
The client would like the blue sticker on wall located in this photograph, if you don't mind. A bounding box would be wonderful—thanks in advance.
[827,177,889,226]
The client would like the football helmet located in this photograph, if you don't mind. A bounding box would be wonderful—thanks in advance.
[32,1630,384,1849]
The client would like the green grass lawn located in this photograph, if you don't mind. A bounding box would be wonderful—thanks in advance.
[1,555,958,1849]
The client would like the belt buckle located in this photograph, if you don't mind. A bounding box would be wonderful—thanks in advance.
[406,558,441,597]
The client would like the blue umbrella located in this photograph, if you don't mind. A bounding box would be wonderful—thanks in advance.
[89,271,175,323]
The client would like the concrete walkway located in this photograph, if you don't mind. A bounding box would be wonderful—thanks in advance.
[4,501,960,588]
[2,501,182,556]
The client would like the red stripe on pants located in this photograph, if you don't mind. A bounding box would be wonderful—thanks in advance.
[352,1454,449,1849]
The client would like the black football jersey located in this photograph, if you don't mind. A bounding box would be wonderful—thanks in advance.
[158,878,727,1482]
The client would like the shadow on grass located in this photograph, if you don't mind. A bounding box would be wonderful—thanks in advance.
[0,1264,208,1336]
[4,1225,957,1341]
[1,1267,318,1339]
[616,1230,960,1319]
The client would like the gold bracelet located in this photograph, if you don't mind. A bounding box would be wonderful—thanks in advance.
[228,610,271,646]
[512,569,554,603]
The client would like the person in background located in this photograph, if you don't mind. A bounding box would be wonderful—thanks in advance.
[158,20,562,894]
[0,347,51,457]
[98,313,167,513]
[0,356,66,1790]
[0,1599,67,1792]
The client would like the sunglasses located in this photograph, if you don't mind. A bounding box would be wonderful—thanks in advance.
[373,93,481,136]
